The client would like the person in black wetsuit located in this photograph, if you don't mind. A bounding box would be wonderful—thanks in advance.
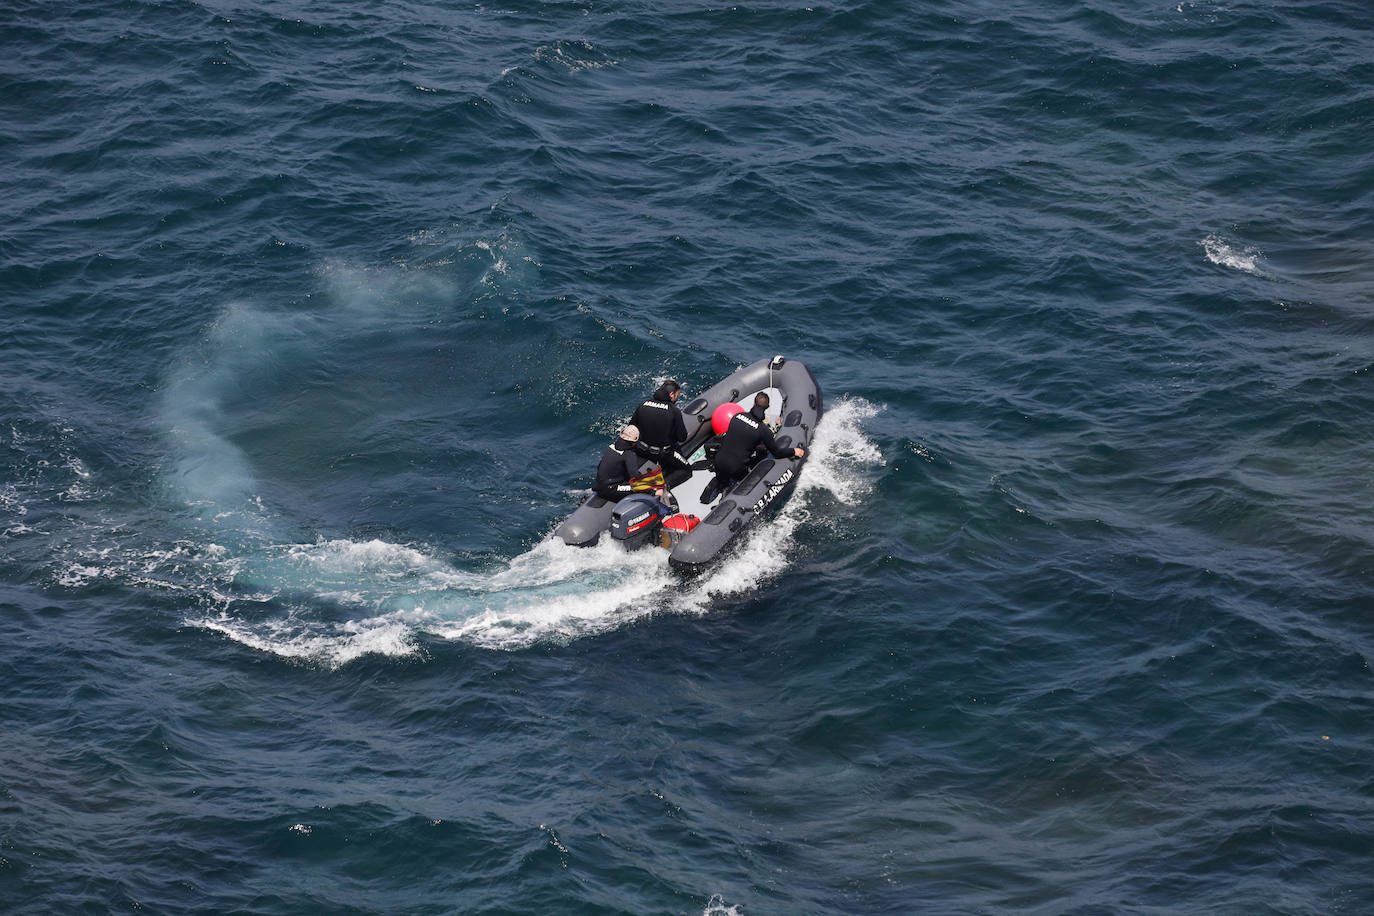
[630,379,692,487]
[700,392,805,504]
[594,425,643,502]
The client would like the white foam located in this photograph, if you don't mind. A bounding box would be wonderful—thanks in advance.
[421,536,680,648]
[192,608,420,667]
[57,564,104,588]
[1176,1,1228,22]
[286,537,456,579]
[703,896,745,916]
[1201,234,1266,276]
[65,456,91,479]
[793,397,884,504]
[1,484,27,516]
[61,482,92,501]
[533,39,616,72]
[395,227,539,284]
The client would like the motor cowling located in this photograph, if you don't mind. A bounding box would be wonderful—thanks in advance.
[609,495,665,550]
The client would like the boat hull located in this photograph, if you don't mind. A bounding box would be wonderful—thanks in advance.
[556,356,822,574]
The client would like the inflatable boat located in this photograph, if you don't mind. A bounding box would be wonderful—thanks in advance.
[557,355,822,575]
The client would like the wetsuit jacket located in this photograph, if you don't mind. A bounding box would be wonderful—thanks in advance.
[630,387,688,454]
[713,405,793,479]
[595,436,641,499]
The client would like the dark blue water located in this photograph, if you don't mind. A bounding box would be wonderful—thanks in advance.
[4,0,1372,912]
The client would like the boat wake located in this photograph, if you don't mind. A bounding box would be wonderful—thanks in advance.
[39,253,882,665]
[174,396,882,663]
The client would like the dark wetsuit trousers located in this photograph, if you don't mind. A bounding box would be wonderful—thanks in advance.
[706,453,759,499]
[593,483,634,502]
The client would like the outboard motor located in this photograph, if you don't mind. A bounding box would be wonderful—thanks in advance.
[609,495,665,551]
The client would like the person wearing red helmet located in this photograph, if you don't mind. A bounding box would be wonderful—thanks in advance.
[700,392,805,504]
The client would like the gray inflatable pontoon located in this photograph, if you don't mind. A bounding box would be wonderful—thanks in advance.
[556,355,823,575]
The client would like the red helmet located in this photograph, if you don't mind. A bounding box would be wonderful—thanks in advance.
[711,402,744,436]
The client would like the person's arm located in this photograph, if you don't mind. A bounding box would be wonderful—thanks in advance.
[759,424,804,460]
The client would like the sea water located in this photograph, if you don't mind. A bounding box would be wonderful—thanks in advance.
[3,0,1372,912]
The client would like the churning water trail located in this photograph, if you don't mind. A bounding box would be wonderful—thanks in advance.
[145,243,885,663]
[181,396,883,663]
